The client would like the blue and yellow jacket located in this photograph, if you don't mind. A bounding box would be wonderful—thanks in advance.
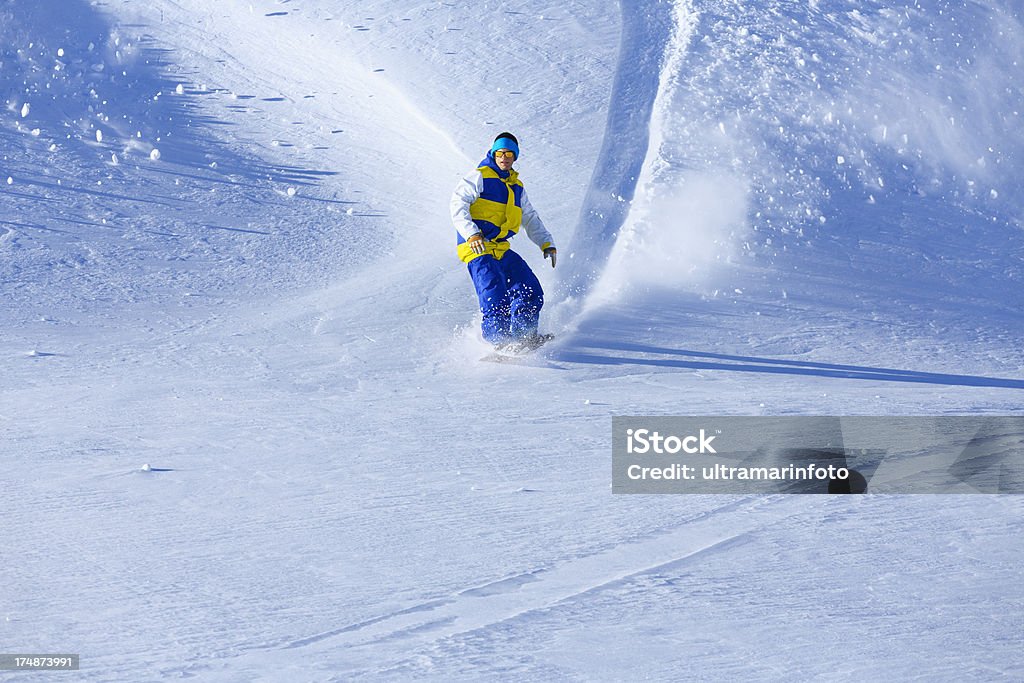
[450,155,554,263]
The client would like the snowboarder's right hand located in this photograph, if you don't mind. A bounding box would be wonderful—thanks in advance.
[467,234,486,255]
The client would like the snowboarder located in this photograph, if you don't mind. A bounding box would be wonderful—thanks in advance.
[450,132,557,350]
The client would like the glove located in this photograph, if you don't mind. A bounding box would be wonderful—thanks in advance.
[467,233,486,255]
[544,247,557,268]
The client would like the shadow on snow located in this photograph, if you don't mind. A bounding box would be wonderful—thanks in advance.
[557,339,1024,390]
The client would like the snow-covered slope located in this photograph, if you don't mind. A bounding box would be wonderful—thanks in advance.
[2,0,1022,680]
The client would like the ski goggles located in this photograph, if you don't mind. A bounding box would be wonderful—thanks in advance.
[493,150,516,159]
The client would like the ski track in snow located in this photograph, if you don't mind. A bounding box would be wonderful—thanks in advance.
[289,497,764,650]
[195,496,777,677]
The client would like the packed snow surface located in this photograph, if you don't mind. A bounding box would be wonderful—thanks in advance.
[2,0,1022,680]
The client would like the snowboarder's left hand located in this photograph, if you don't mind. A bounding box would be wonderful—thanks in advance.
[544,247,557,268]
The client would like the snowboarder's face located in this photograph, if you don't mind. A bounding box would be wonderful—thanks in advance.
[493,149,515,171]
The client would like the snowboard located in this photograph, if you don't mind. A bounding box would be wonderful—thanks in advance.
[480,333,554,363]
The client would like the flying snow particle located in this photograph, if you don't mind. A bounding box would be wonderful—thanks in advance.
[990,189,999,199]
[837,155,845,165]
[20,103,29,118]
[57,48,65,57]
[149,148,161,161]
[31,128,40,137]
[176,84,184,95]
[141,464,152,472]
[111,153,119,165]
[346,207,354,215]
[96,129,103,143]
[286,187,297,196]
[6,177,12,185]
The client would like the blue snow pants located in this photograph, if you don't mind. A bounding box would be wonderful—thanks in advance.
[467,250,544,344]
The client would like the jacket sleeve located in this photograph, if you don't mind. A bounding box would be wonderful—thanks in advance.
[450,170,484,240]
[520,187,555,251]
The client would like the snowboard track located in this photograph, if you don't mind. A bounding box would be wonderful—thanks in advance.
[264,496,786,666]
